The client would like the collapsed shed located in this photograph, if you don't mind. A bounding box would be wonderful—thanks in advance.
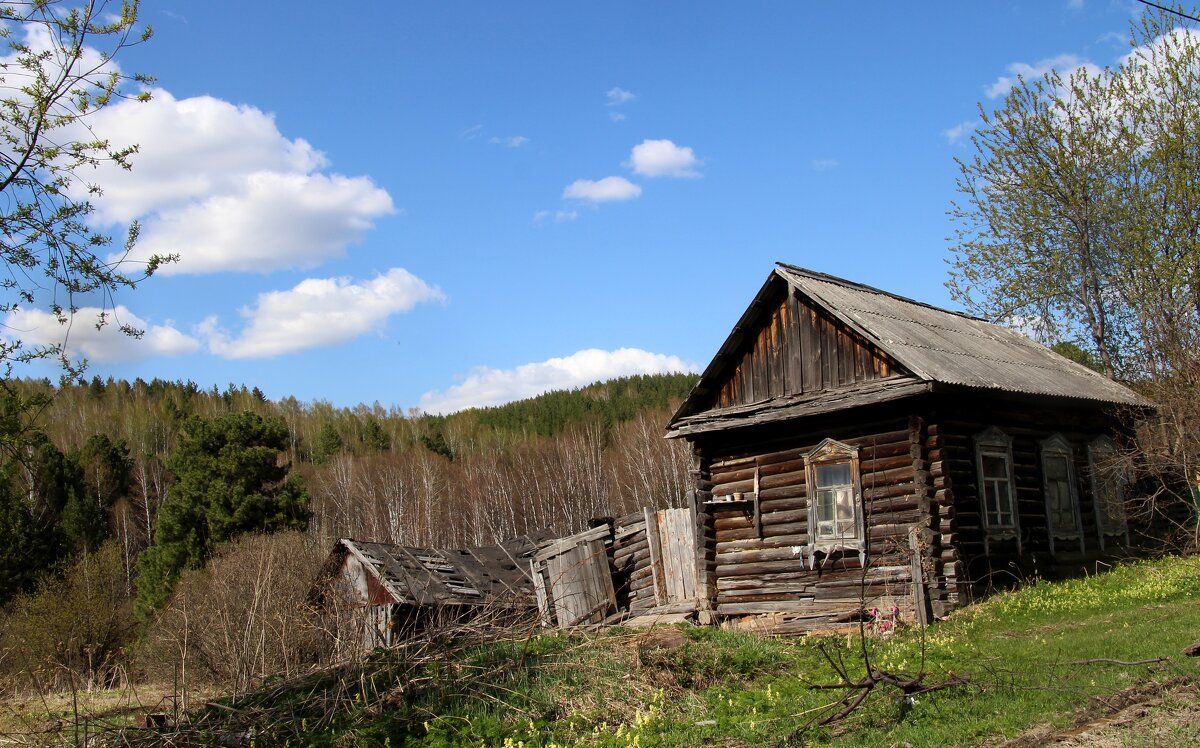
[322,533,551,653]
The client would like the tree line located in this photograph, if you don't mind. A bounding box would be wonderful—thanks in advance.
[0,373,697,692]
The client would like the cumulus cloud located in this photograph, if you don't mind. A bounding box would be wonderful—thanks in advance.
[79,90,395,274]
[627,139,701,178]
[418,347,698,414]
[5,306,199,363]
[609,112,627,122]
[606,87,636,106]
[985,54,1100,98]
[203,268,443,359]
[562,176,642,203]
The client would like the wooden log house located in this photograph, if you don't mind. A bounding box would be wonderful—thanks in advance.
[666,264,1153,632]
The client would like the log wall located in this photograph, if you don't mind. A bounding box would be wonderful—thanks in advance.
[924,396,1131,613]
[697,414,930,630]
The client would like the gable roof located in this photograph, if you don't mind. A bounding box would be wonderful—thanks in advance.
[667,264,1151,436]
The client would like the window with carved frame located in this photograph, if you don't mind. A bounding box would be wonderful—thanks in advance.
[804,438,864,547]
[974,426,1021,554]
[1088,436,1128,549]
[1040,434,1083,554]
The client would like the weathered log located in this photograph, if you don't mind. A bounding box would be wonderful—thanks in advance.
[717,532,809,553]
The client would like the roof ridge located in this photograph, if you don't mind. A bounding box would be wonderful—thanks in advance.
[774,262,984,322]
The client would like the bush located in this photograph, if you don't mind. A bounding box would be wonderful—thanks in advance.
[0,542,135,692]
[140,531,328,696]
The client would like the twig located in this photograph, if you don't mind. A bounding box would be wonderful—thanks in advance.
[1069,657,1170,667]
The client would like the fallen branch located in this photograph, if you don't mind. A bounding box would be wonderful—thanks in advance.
[1068,657,1169,667]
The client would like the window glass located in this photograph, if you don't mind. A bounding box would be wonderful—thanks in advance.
[1043,453,1076,529]
[814,461,856,541]
[1090,441,1126,534]
[978,446,1015,528]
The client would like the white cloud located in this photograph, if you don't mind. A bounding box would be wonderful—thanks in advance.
[606,87,636,106]
[562,176,642,203]
[985,54,1100,98]
[609,112,627,122]
[79,90,395,274]
[811,158,840,171]
[1066,0,1084,9]
[5,306,199,363]
[627,139,701,178]
[490,135,529,148]
[943,120,976,144]
[203,268,443,359]
[418,347,698,414]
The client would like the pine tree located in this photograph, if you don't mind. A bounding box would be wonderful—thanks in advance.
[135,412,309,618]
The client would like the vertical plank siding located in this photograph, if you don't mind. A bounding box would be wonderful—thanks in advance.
[715,290,896,410]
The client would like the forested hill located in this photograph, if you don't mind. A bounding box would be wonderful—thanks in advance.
[0,371,698,607]
[6,370,698,456]
[459,372,698,437]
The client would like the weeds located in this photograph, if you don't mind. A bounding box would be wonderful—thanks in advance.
[14,555,1200,746]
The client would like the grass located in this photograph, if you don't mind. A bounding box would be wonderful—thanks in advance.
[14,555,1200,746]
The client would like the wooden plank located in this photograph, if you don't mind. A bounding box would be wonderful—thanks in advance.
[530,562,552,627]
[658,508,698,602]
[645,507,666,606]
[534,524,611,562]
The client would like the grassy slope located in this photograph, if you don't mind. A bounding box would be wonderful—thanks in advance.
[70,555,1200,747]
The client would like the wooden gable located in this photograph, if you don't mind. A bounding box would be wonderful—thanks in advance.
[712,284,902,410]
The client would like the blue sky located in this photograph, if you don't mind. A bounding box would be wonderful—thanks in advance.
[7,1,1152,412]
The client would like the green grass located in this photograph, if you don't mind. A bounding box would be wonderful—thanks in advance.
[104,555,1200,747]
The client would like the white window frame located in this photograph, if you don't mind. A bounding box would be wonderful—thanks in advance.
[804,438,866,566]
[1088,436,1129,550]
[974,426,1021,555]
[1040,434,1083,555]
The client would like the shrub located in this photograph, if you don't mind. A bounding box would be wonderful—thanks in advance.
[0,542,135,692]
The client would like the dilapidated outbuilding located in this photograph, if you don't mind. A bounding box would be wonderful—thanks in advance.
[666,264,1153,632]
[321,533,552,653]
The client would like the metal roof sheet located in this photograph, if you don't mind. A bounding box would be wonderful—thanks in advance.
[774,264,1150,407]
[666,265,1152,435]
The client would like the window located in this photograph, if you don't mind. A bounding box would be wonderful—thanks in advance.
[814,462,856,541]
[804,439,865,563]
[974,427,1021,554]
[1088,436,1128,549]
[1040,435,1083,554]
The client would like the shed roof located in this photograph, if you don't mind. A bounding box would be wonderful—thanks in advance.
[668,264,1151,435]
[333,532,553,609]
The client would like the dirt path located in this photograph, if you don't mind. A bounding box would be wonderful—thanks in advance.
[997,679,1200,748]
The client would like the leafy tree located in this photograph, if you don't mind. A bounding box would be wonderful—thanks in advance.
[0,1,168,456]
[949,6,1200,540]
[947,7,1200,381]
[76,434,133,511]
[1050,341,1103,373]
[135,412,310,618]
